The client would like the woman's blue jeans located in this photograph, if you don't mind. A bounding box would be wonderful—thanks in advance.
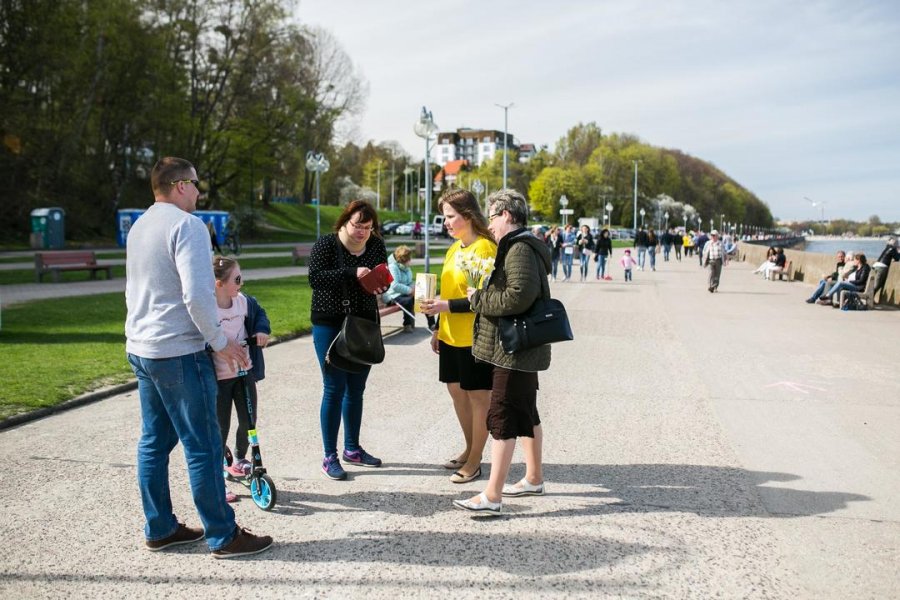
[128,351,236,551]
[551,256,560,279]
[595,254,608,278]
[313,324,370,457]
[579,253,590,279]
[648,247,657,269]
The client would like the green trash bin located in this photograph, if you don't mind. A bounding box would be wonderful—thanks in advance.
[30,207,66,249]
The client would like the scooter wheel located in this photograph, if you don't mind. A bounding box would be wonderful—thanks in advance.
[250,474,277,511]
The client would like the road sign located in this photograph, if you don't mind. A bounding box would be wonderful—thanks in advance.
[559,209,574,215]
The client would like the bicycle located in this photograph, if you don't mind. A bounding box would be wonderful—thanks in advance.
[224,230,241,255]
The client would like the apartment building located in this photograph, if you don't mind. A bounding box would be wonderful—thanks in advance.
[433,128,517,167]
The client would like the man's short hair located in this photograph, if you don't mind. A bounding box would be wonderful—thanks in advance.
[151,157,195,197]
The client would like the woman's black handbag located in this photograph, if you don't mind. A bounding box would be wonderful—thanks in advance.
[497,260,573,354]
[327,314,385,372]
[324,237,385,373]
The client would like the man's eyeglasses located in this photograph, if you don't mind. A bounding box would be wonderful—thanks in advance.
[489,210,504,221]
[347,220,373,233]
[170,179,200,188]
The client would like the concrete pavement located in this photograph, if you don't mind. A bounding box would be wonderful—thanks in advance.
[0,257,897,598]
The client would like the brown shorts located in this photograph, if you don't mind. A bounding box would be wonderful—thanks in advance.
[487,367,540,440]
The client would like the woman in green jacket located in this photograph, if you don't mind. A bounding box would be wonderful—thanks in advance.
[452,189,552,516]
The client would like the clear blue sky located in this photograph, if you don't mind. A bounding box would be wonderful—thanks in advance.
[295,1,900,222]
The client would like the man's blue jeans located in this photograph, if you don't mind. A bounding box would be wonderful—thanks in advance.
[128,351,236,551]
[562,252,574,279]
[312,324,370,457]
[809,278,829,301]
[636,246,647,269]
[648,247,657,270]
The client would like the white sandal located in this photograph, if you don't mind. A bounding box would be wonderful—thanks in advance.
[452,492,502,515]
[502,478,545,497]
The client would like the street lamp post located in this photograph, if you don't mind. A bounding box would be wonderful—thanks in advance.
[473,179,485,214]
[560,195,570,226]
[414,107,439,273]
[495,102,514,189]
[632,160,639,232]
[664,211,669,230]
[720,213,725,232]
[305,151,330,239]
[639,208,646,228]
[403,166,415,217]
[605,202,613,229]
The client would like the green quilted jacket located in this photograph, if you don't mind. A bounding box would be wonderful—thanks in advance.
[470,229,552,372]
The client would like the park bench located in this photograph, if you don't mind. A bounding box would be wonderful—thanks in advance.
[839,273,876,310]
[34,251,112,283]
[771,260,793,281]
[291,244,313,265]
[377,296,401,318]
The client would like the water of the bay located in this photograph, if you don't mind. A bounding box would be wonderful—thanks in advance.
[802,239,890,257]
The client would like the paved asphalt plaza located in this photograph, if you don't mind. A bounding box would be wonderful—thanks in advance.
[0,256,897,598]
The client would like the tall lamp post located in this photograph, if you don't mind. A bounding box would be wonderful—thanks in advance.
[403,166,415,217]
[664,211,669,230]
[414,106,439,273]
[632,160,640,233]
[305,151,330,239]
[495,102,514,189]
[559,194,570,226]
[639,208,646,228]
[473,179,485,214]
[605,202,613,229]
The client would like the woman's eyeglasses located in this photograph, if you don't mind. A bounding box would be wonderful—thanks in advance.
[347,220,373,232]
[233,275,242,284]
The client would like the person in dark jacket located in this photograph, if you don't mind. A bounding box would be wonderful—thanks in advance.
[308,200,388,481]
[594,228,613,280]
[805,250,846,303]
[452,189,552,516]
[820,254,871,305]
[546,225,563,281]
[872,237,899,303]
[634,227,650,270]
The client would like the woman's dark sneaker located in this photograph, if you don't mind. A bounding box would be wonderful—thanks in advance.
[343,447,382,468]
[322,453,347,480]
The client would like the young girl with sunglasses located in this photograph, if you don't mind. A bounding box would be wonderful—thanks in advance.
[211,256,271,502]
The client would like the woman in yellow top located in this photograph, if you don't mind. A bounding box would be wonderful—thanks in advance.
[683,231,695,258]
[421,189,497,484]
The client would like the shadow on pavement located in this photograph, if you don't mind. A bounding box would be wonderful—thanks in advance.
[277,462,868,520]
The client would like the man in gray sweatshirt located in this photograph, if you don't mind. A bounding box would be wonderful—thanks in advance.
[125,157,272,558]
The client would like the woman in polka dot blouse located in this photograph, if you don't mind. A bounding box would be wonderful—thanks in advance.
[308,200,388,481]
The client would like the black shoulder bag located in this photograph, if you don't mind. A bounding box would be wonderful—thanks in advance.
[325,237,385,373]
[498,247,574,354]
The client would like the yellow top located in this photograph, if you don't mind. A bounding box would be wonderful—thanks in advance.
[683,234,694,247]
[438,237,497,348]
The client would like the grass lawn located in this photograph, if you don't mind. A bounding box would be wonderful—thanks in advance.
[0,276,311,419]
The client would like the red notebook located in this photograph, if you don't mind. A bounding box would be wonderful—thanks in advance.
[359,263,393,294]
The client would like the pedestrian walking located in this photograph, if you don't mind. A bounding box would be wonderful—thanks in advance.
[620,249,637,281]
[595,228,613,280]
[576,224,594,282]
[546,225,563,281]
[125,157,272,558]
[701,229,727,292]
[561,224,576,280]
[634,227,649,270]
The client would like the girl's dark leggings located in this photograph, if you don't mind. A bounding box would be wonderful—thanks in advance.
[216,376,258,460]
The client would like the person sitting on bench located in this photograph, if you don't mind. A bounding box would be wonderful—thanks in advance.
[805,250,846,303]
[819,253,870,305]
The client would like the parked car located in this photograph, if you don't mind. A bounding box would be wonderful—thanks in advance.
[381,221,401,235]
[394,221,416,235]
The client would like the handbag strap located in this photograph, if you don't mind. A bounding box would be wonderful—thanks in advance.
[333,236,351,314]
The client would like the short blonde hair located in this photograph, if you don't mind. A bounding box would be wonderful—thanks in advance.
[393,245,411,263]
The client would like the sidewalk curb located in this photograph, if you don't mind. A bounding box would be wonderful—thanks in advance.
[0,326,405,432]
